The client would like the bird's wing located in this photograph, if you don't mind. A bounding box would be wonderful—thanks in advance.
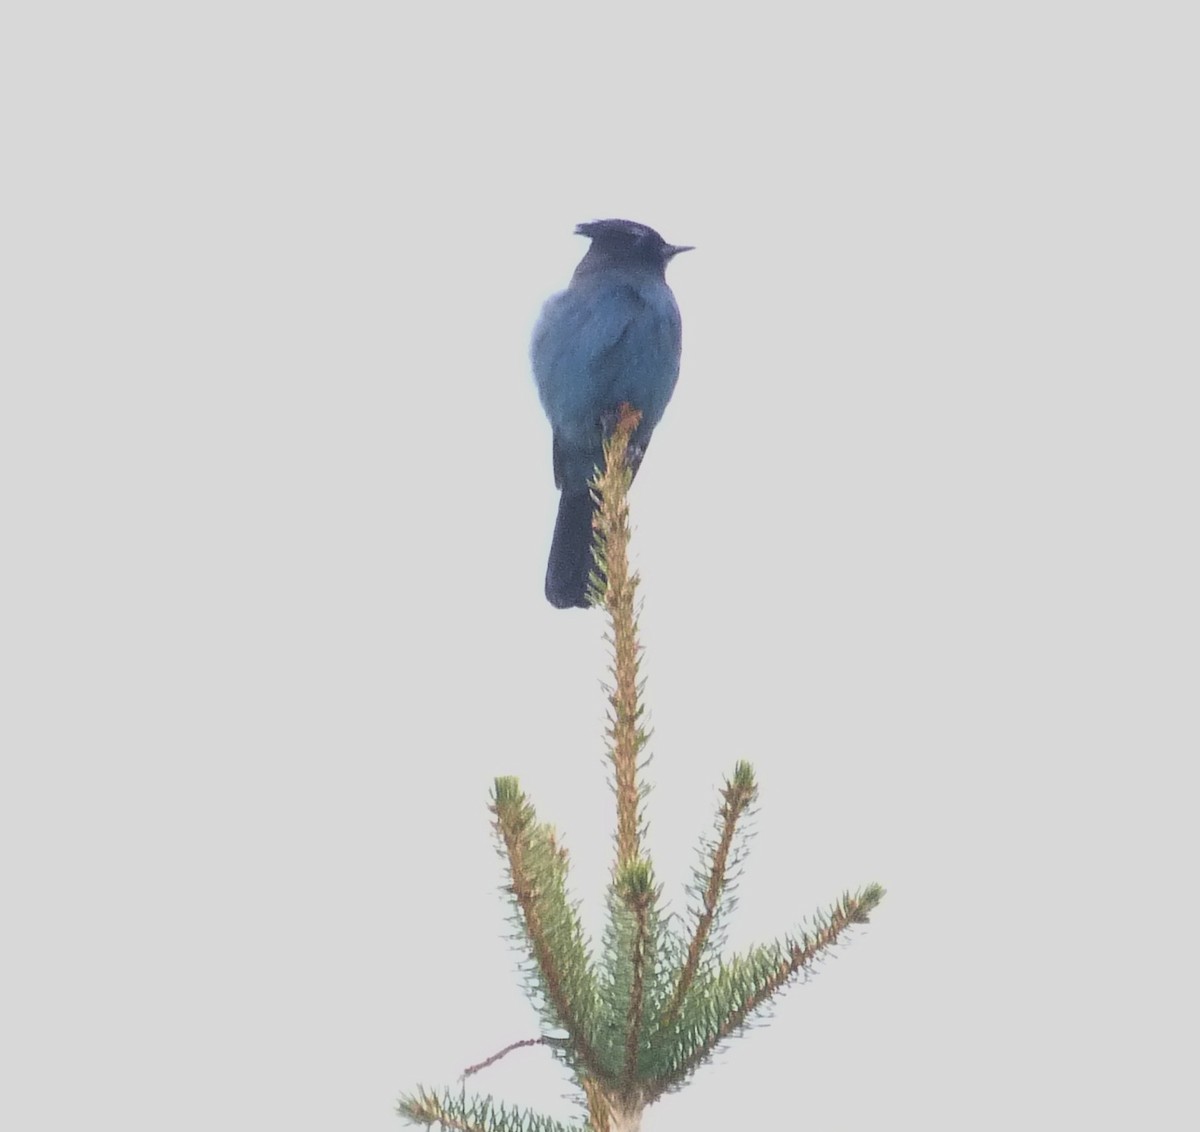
[532,284,645,418]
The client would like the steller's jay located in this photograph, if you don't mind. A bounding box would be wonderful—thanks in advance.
[531,219,691,609]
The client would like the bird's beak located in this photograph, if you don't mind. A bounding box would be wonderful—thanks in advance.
[666,244,695,259]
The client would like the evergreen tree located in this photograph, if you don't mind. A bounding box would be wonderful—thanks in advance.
[398,407,884,1132]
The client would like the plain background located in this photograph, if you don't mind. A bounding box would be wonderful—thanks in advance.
[2,4,1195,1129]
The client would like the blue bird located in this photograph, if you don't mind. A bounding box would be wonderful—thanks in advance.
[531,219,691,609]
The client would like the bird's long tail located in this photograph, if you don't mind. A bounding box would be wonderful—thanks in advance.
[545,490,598,609]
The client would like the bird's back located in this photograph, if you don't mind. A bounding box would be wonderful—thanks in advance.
[532,270,682,487]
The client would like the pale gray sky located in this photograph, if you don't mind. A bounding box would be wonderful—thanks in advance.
[2,4,1195,1130]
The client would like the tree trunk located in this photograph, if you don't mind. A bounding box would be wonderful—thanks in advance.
[584,1079,644,1132]
[607,1107,642,1132]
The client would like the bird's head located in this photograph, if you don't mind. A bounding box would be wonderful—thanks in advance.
[574,219,693,273]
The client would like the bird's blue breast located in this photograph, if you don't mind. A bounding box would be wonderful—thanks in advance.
[531,272,682,487]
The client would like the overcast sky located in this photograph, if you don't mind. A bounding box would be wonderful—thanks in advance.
[2,4,1195,1131]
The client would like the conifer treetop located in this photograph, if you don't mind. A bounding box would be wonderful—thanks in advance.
[398,412,884,1132]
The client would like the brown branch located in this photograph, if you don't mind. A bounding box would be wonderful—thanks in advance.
[397,1090,484,1132]
[620,880,652,1089]
[461,1036,557,1080]
[646,889,878,1104]
[660,771,756,1029]
[596,405,645,869]
[492,795,606,1080]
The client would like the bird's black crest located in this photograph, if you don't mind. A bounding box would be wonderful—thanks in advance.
[575,219,667,250]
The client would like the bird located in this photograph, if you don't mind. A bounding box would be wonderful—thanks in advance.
[531,219,691,609]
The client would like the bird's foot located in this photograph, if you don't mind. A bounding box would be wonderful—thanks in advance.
[599,404,646,472]
[600,403,644,438]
